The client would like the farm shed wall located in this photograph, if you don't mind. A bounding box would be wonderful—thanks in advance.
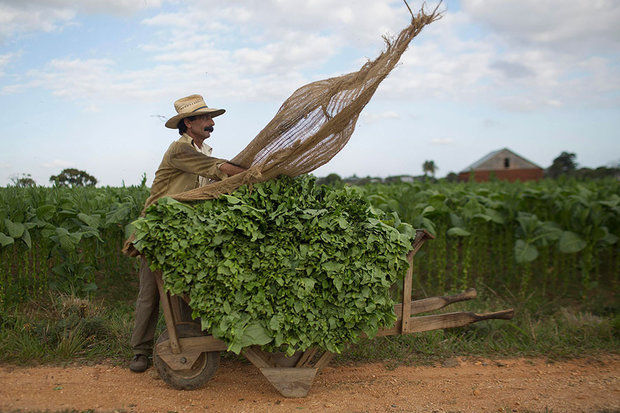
[459,148,543,182]
[458,168,544,182]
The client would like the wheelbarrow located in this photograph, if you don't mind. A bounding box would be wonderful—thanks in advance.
[152,229,514,397]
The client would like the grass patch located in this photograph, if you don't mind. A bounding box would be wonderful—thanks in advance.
[0,278,617,367]
[336,285,618,366]
[0,292,133,365]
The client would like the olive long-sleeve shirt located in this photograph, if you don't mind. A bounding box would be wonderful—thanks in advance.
[143,134,228,211]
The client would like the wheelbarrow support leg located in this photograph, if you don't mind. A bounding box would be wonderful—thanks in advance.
[243,346,318,398]
[155,272,181,354]
[402,229,435,333]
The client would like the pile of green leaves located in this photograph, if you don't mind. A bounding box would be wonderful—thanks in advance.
[132,175,416,355]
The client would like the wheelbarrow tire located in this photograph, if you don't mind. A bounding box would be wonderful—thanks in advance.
[154,323,220,390]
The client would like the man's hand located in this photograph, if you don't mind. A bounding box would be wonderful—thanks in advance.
[219,162,246,176]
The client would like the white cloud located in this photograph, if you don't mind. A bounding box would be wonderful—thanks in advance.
[361,111,400,124]
[2,0,618,114]
[146,0,406,45]
[430,138,453,145]
[461,0,620,54]
[41,159,72,168]
[0,0,162,42]
[4,57,174,101]
[0,51,20,76]
[0,3,75,41]
[375,4,620,111]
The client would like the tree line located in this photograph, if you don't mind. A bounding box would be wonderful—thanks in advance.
[10,168,97,188]
[319,151,619,185]
[6,151,619,188]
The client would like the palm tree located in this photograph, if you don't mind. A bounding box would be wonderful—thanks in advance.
[422,160,438,177]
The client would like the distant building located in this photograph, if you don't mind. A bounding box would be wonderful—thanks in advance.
[384,175,416,183]
[458,148,544,182]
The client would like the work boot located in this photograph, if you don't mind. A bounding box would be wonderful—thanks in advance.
[129,354,149,373]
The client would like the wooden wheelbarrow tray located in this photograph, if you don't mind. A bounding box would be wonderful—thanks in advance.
[153,229,514,397]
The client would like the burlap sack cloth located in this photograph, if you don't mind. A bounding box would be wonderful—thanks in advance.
[123,5,441,257]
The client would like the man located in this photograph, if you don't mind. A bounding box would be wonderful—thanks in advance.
[130,94,245,373]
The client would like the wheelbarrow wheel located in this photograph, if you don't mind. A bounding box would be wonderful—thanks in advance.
[153,323,220,390]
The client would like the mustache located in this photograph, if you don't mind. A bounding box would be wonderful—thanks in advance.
[204,126,214,132]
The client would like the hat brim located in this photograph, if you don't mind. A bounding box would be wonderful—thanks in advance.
[165,107,226,129]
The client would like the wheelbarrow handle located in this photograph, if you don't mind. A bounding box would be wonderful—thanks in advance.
[409,288,477,315]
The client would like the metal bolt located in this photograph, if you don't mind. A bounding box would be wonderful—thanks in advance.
[180,357,187,364]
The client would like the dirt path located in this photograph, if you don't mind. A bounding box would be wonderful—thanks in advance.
[1,355,618,413]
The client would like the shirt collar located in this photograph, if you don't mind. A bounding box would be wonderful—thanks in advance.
[180,133,212,155]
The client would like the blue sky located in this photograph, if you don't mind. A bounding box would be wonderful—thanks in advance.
[1,0,619,186]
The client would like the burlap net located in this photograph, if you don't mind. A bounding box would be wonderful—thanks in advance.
[123,4,441,256]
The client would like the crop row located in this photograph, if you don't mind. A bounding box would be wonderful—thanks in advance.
[0,185,149,308]
[1,178,618,309]
[359,178,619,299]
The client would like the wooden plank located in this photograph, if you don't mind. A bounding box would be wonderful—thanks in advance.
[400,230,433,333]
[155,272,180,354]
[170,295,182,325]
[156,335,228,355]
[375,321,401,337]
[409,288,478,315]
[394,288,478,320]
[314,351,334,371]
[242,346,275,369]
[260,367,317,398]
[295,348,318,368]
[400,250,414,333]
[377,289,479,337]
[411,229,434,255]
[402,309,515,334]
[268,351,303,367]
[156,349,203,371]
[155,335,226,371]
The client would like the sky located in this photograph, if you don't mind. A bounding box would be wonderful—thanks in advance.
[0,0,619,186]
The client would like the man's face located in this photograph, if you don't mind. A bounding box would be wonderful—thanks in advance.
[185,114,215,140]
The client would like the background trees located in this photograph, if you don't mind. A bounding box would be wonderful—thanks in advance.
[546,151,578,178]
[9,173,36,187]
[50,168,97,187]
[422,160,437,178]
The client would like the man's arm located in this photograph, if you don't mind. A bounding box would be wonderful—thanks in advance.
[169,143,246,180]
[218,162,246,176]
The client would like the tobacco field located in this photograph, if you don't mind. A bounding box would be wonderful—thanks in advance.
[0,177,618,312]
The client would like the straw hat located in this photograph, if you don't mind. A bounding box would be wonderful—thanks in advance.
[165,94,226,129]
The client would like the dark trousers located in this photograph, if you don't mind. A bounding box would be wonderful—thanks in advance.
[130,257,160,356]
[130,257,193,356]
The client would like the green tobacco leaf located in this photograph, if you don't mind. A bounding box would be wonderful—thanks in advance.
[124,222,136,239]
[21,229,32,249]
[222,195,242,204]
[514,239,538,264]
[4,219,25,239]
[516,213,540,237]
[559,231,587,254]
[36,205,56,221]
[0,232,14,247]
[484,208,505,224]
[105,204,131,225]
[602,232,618,245]
[78,212,101,229]
[136,175,412,355]
[447,227,470,237]
[54,227,82,252]
[239,322,272,347]
[449,213,464,228]
[538,222,563,242]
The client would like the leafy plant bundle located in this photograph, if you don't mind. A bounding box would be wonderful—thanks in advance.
[132,175,416,355]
